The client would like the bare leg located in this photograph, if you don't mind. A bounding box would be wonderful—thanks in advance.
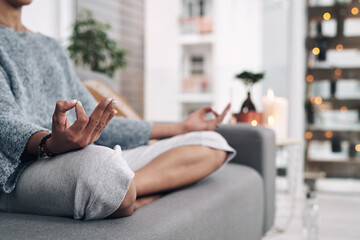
[134,145,226,197]
[107,145,227,218]
[134,195,163,210]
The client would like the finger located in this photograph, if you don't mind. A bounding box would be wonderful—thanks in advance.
[83,98,112,136]
[88,100,117,139]
[54,100,78,115]
[69,101,89,133]
[201,107,213,114]
[217,103,231,123]
[52,100,77,128]
[91,109,117,142]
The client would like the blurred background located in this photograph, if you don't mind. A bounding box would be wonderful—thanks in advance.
[22,0,360,239]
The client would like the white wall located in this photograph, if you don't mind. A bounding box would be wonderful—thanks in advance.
[145,0,181,121]
[22,0,75,43]
[213,0,263,114]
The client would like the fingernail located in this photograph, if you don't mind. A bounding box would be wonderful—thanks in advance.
[112,110,118,115]
[109,101,118,108]
[105,98,112,105]
[69,99,77,104]
[77,101,82,107]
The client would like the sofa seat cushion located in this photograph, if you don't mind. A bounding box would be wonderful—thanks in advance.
[0,163,264,240]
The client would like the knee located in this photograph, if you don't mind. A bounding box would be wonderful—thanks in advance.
[71,145,135,220]
[120,180,137,211]
[107,180,136,218]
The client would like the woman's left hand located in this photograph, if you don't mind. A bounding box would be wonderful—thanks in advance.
[182,103,231,132]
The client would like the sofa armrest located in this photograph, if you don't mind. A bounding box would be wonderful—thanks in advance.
[215,124,276,233]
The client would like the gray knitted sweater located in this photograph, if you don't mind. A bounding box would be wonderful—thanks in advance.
[0,26,152,193]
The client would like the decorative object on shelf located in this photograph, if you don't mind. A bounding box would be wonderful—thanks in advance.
[262,88,289,142]
[330,81,337,97]
[331,136,342,153]
[233,71,264,125]
[349,142,357,158]
[305,100,315,124]
[68,10,127,78]
[314,22,329,61]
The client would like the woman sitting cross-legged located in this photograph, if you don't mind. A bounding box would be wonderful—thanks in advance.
[0,0,236,220]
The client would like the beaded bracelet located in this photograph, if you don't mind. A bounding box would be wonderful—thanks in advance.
[38,133,54,158]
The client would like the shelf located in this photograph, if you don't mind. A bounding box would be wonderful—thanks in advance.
[320,98,360,110]
[306,129,360,141]
[307,158,360,164]
[305,2,360,179]
[306,159,360,178]
[308,5,360,22]
[306,36,360,50]
[307,68,360,80]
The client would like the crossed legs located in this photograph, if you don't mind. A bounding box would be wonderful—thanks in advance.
[107,145,227,219]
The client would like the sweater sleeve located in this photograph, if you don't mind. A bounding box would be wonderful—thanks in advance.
[63,57,153,150]
[0,66,48,192]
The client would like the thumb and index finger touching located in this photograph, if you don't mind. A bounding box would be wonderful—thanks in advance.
[203,103,231,123]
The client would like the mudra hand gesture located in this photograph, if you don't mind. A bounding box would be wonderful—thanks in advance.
[47,99,117,154]
[183,103,231,132]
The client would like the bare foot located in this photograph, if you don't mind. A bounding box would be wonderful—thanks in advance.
[134,195,162,211]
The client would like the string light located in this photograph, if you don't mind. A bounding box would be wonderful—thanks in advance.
[251,120,258,127]
[340,106,348,112]
[312,47,320,55]
[323,12,331,20]
[305,131,313,140]
[306,75,314,83]
[325,131,333,139]
[355,144,360,152]
[334,68,342,76]
[351,7,359,15]
[314,96,323,105]
[336,44,344,51]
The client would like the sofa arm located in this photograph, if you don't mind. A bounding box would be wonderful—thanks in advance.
[215,124,276,234]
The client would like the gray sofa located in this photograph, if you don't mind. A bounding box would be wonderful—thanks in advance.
[0,124,275,240]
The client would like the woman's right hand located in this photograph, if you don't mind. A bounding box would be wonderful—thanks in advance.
[47,98,117,155]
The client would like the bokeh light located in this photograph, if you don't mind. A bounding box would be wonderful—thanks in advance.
[312,47,320,55]
[323,12,331,20]
[306,75,314,83]
[305,131,313,140]
[336,44,344,51]
[351,7,359,15]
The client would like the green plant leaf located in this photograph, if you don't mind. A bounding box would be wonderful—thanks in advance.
[67,9,127,78]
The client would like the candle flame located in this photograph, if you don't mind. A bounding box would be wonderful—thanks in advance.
[251,120,258,126]
[267,88,274,99]
[268,115,275,126]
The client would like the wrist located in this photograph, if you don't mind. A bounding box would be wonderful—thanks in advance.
[178,122,189,135]
[45,136,59,155]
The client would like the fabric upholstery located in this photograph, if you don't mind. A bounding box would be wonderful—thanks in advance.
[216,124,276,233]
[0,164,264,240]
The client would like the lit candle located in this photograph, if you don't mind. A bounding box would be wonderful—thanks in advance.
[262,89,288,142]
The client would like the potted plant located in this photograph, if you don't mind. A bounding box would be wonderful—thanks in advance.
[68,10,126,78]
[234,71,264,124]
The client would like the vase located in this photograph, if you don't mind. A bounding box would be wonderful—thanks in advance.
[233,91,262,125]
[240,91,256,113]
